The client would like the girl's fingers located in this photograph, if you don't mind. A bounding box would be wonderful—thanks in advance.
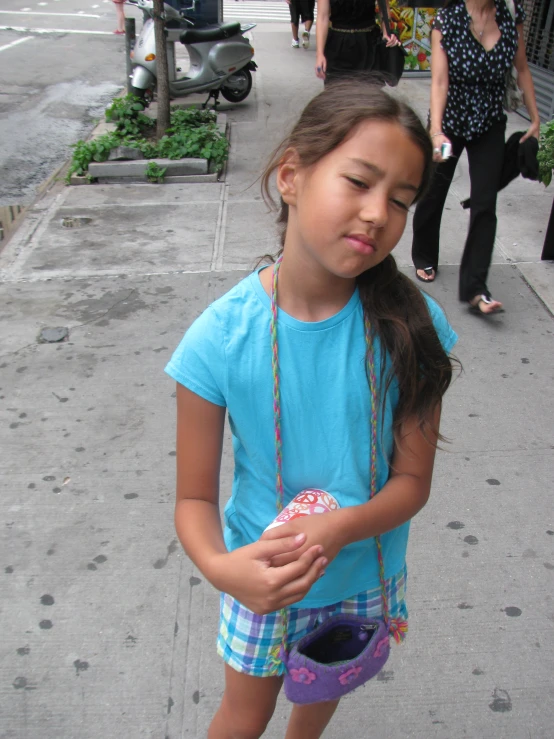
[273,549,327,590]
[253,532,307,560]
[277,556,328,603]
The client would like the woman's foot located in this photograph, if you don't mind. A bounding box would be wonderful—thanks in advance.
[469,295,503,315]
[415,267,436,283]
[113,29,125,34]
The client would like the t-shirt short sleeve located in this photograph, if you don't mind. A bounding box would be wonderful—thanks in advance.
[423,294,458,355]
[165,307,227,407]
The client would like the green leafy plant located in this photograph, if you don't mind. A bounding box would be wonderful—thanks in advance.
[538,119,554,187]
[168,107,217,131]
[65,132,121,182]
[145,161,167,183]
[66,101,228,182]
[105,94,154,137]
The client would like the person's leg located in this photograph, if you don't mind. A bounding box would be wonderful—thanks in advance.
[289,1,300,46]
[301,0,314,47]
[411,134,464,281]
[208,664,283,739]
[460,120,506,307]
[114,1,125,32]
[284,699,340,739]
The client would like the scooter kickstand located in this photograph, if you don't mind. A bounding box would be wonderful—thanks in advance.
[201,89,221,110]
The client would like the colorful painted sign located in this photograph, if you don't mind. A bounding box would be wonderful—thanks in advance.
[389,2,437,72]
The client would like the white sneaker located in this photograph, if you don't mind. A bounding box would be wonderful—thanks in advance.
[301,31,310,49]
[291,38,300,48]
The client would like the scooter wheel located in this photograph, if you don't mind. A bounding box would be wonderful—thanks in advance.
[220,68,252,103]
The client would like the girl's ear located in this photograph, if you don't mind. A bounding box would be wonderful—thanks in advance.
[276,148,300,206]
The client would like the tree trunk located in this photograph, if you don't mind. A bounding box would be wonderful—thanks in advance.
[154,0,170,139]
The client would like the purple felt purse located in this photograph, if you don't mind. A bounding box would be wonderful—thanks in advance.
[268,257,407,704]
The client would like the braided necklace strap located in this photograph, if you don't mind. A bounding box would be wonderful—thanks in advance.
[272,258,285,514]
[269,259,405,672]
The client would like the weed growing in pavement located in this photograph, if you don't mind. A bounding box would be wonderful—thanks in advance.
[145,161,168,183]
[65,100,229,183]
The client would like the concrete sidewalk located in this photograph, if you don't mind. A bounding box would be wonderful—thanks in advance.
[1,23,553,739]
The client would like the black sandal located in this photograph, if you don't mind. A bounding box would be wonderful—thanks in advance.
[415,267,436,283]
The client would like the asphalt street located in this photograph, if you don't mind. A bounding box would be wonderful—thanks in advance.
[0,0,142,204]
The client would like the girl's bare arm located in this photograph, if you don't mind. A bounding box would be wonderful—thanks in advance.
[174,383,327,614]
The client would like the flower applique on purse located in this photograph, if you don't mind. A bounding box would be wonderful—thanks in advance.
[267,256,407,704]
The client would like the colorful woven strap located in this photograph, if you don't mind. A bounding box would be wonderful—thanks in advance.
[268,257,406,672]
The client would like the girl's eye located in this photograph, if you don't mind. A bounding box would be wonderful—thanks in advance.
[346,177,368,189]
[391,199,410,211]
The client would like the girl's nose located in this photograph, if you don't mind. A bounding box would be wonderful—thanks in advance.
[359,193,388,228]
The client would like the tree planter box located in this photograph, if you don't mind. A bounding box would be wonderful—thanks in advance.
[69,113,228,185]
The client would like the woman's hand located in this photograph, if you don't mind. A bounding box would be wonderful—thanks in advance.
[316,54,327,79]
[382,30,400,47]
[431,132,451,162]
[209,533,328,615]
[261,510,347,568]
[520,120,540,143]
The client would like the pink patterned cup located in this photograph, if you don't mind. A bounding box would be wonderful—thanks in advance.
[264,489,340,531]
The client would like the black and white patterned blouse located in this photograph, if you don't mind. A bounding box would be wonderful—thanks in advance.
[434,0,525,140]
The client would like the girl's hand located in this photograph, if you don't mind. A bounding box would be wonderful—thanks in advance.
[431,132,451,162]
[316,54,327,79]
[520,120,540,143]
[210,533,327,615]
[382,30,400,47]
[261,510,346,568]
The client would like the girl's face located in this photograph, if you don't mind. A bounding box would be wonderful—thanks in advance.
[278,119,425,280]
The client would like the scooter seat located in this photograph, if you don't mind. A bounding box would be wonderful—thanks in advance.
[179,22,241,45]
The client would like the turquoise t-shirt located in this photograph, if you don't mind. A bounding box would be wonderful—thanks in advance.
[165,268,458,608]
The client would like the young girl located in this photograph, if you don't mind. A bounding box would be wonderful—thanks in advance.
[166,81,458,739]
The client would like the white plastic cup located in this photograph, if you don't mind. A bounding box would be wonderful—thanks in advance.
[264,488,340,532]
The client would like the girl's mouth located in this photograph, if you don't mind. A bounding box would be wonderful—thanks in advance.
[345,235,376,256]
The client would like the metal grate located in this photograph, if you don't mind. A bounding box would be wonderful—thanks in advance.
[523,0,554,70]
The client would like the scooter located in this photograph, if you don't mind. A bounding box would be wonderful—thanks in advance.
[128,0,257,106]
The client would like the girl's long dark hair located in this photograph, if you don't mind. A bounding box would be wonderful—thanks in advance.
[260,80,455,444]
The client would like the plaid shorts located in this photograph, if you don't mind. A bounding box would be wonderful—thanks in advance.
[217,564,408,677]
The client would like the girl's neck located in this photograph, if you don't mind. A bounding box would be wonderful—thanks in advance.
[261,251,357,323]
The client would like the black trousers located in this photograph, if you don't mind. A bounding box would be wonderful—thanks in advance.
[412,119,506,302]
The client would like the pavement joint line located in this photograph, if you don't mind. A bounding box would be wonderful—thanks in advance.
[212,183,229,271]
[0,267,251,284]
[516,266,554,318]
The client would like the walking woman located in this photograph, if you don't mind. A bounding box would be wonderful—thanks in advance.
[412,0,540,314]
[315,0,400,83]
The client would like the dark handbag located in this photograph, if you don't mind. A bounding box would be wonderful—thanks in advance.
[373,0,407,86]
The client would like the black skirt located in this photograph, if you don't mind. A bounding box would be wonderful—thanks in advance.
[324,26,381,80]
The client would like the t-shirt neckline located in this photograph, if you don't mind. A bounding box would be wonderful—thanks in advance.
[252,266,361,332]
